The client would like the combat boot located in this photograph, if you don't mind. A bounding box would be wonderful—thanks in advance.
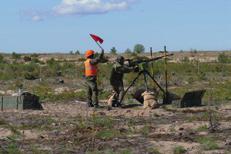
[112,101,122,108]
[88,102,94,107]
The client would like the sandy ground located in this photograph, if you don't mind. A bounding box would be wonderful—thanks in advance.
[0,101,231,153]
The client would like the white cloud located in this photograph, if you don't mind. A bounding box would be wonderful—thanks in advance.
[23,0,137,21]
[31,15,43,21]
[53,0,134,16]
[20,10,45,22]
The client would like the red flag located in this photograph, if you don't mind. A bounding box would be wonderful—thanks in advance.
[90,34,104,44]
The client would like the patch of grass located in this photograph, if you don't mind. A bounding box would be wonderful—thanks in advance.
[196,136,219,150]
[0,118,7,125]
[173,146,187,154]
[147,147,162,154]
[96,129,120,140]
[17,116,55,131]
[99,90,111,100]
[140,125,150,137]
[86,149,116,154]
[196,125,208,131]
[50,90,86,102]
[1,137,22,154]
[91,116,114,129]
[0,119,21,135]
[6,142,21,154]
[29,145,49,154]
[120,149,133,154]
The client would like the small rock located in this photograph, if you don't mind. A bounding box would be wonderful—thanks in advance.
[179,127,184,131]
[119,128,127,133]
[40,134,49,139]
[126,110,131,113]
[225,139,231,145]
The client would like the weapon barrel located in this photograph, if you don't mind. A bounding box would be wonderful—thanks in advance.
[127,53,173,66]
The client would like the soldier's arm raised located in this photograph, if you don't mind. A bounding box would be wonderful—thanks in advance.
[90,49,105,65]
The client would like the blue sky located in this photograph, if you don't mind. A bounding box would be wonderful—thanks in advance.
[0,0,231,53]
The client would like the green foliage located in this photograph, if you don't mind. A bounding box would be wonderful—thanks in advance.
[121,149,133,154]
[55,90,86,102]
[31,53,39,58]
[124,48,132,54]
[6,142,21,154]
[173,146,187,154]
[75,50,80,55]
[218,52,231,63]
[91,116,114,129]
[186,111,221,122]
[182,57,189,63]
[69,50,74,55]
[61,62,78,78]
[196,125,208,131]
[0,54,5,63]
[18,116,55,131]
[31,57,41,64]
[96,129,120,140]
[32,84,53,101]
[24,62,40,80]
[196,136,219,150]
[141,125,150,137]
[46,58,61,76]
[133,44,145,54]
[110,47,117,55]
[147,147,161,154]
[12,52,21,60]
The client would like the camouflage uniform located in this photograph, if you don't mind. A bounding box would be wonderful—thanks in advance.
[85,52,104,107]
[110,58,134,105]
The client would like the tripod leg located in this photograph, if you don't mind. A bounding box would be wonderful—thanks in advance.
[119,71,143,104]
[145,71,165,94]
[143,73,148,91]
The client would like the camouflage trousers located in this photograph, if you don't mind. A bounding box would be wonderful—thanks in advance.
[111,81,124,104]
[85,78,98,107]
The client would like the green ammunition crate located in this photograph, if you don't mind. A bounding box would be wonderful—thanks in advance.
[0,92,43,111]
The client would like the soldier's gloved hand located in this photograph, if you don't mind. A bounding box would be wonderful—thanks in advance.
[134,66,139,72]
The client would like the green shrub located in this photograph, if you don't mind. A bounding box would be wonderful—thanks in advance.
[196,125,208,131]
[218,52,230,63]
[147,147,161,154]
[0,54,5,63]
[134,44,145,54]
[196,136,219,150]
[96,129,120,140]
[6,142,21,154]
[91,116,114,129]
[173,146,187,154]
[12,52,21,60]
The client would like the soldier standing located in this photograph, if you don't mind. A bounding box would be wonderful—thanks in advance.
[110,56,137,107]
[84,49,104,108]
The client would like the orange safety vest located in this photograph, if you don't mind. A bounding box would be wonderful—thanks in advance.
[84,59,97,77]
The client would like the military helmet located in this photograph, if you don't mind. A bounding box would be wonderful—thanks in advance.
[116,55,125,64]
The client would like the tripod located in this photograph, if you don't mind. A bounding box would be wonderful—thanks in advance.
[119,67,166,105]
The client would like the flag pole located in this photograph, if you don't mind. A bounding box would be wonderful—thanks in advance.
[95,41,104,51]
